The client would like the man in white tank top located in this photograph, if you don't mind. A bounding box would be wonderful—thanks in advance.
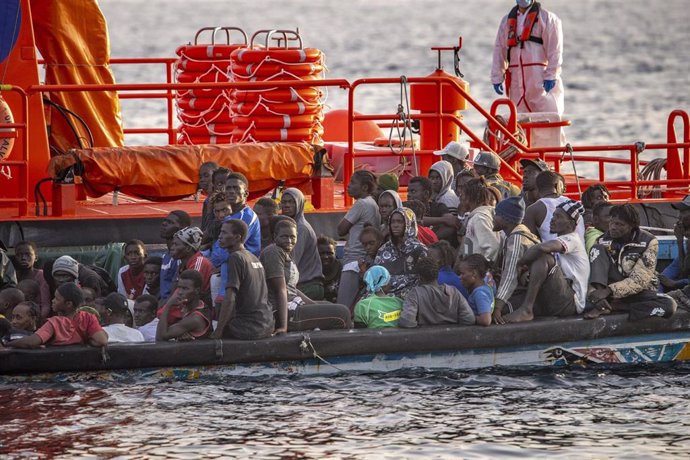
[523,171,584,242]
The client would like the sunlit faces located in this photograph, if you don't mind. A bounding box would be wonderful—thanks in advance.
[218,222,241,250]
[608,216,634,240]
[212,200,232,221]
[280,193,297,219]
[225,178,248,207]
[125,243,146,269]
[198,165,215,193]
[407,182,428,203]
[378,193,397,224]
[143,263,160,286]
[176,278,198,305]
[11,303,37,331]
[160,213,182,239]
[318,243,337,269]
[274,225,297,253]
[389,212,406,239]
[428,170,443,194]
[458,261,481,290]
[14,244,36,270]
[521,165,541,192]
[549,208,576,235]
[359,232,382,258]
[169,236,190,260]
[347,175,365,199]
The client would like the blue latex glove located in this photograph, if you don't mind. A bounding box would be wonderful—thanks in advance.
[543,79,556,92]
[493,83,504,95]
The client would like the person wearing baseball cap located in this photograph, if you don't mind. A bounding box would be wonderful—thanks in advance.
[472,151,520,200]
[96,292,144,343]
[433,141,470,184]
[519,157,550,207]
[501,198,588,323]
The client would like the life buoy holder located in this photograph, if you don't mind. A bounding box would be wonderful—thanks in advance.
[233,87,323,103]
[231,48,323,64]
[231,126,323,143]
[0,94,15,161]
[230,62,324,78]
[232,114,322,129]
[231,101,322,116]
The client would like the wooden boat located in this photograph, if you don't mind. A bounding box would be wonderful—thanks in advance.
[2,312,690,383]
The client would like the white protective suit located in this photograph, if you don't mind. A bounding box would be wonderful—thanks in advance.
[491,3,564,115]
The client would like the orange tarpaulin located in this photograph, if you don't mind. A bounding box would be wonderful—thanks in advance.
[49,142,318,201]
[32,0,124,151]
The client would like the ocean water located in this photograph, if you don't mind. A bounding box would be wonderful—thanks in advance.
[3,1,690,458]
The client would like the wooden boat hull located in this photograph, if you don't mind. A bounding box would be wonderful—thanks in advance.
[2,312,690,383]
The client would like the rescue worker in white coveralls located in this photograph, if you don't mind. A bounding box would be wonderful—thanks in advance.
[491,0,564,115]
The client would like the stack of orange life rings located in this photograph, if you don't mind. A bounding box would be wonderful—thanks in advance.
[175,27,248,145]
[230,46,325,144]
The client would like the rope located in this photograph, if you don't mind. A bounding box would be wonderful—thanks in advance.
[299,334,343,372]
[387,76,418,175]
[636,142,666,199]
[562,143,582,197]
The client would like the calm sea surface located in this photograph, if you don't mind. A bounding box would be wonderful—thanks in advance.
[3,0,690,458]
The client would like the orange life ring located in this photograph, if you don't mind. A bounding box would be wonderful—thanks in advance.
[233,87,323,103]
[230,62,324,78]
[231,101,322,116]
[232,114,322,129]
[179,123,236,136]
[178,110,234,125]
[176,44,245,60]
[176,71,231,83]
[231,47,323,64]
[0,95,15,161]
[176,59,232,73]
[176,95,231,111]
[232,127,323,142]
[178,134,233,145]
[177,88,228,99]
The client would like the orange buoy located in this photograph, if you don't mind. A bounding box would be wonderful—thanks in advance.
[0,95,15,161]
[232,127,323,142]
[178,109,233,125]
[321,109,385,142]
[176,44,244,60]
[232,114,322,129]
[175,59,231,73]
[230,62,324,78]
[177,95,232,111]
[178,134,233,145]
[231,48,323,64]
[231,101,322,116]
[180,123,236,136]
[233,87,323,103]
[176,70,231,83]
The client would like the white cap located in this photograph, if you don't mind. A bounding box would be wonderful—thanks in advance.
[433,141,469,161]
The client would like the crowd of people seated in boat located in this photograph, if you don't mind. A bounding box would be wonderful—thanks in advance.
[0,144,686,349]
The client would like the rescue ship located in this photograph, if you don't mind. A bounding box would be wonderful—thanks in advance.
[1,0,690,381]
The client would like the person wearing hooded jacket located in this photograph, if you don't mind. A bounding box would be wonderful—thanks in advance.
[374,207,428,299]
[429,160,460,211]
[458,178,504,264]
[491,0,564,115]
[280,188,324,300]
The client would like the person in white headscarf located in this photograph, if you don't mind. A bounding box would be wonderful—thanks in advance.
[429,160,460,210]
[491,0,564,115]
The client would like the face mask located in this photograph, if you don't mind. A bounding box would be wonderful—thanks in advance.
[516,0,533,8]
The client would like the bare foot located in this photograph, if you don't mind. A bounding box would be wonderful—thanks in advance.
[503,307,534,323]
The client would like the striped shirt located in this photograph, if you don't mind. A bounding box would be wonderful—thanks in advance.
[495,224,540,303]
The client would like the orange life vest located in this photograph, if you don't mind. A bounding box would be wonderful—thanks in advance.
[506,2,544,50]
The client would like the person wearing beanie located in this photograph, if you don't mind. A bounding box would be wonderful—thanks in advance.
[50,255,109,297]
[52,255,80,284]
[491,197,541,324]
[373,173,400,203]
[499,198,589,323]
